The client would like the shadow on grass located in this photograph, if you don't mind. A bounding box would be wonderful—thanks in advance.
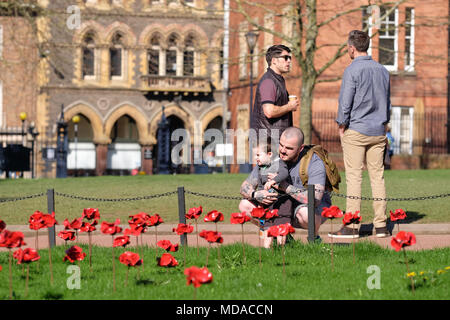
[357,211,426,237]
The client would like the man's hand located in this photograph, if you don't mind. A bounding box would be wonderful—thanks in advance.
[338,125,346,139]
[287,98,299,112]
[254,189,278,206]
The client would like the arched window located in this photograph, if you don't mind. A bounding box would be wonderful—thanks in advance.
[183,34,195,76]
[166,33,179,76]
[148,34,161,75]
[110,32,124,78]
[82,32,96,78]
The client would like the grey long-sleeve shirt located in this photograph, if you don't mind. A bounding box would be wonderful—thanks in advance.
[336,56,391,136]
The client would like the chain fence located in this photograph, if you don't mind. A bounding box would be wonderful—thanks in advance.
[1,188,449,204]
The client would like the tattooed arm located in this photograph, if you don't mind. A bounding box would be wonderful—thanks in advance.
[240,176,278,206]
[240,177,258,199]
[284,183,325,206]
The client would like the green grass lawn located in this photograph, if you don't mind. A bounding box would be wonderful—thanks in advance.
[0,241,449,300]
[0,169,450,225]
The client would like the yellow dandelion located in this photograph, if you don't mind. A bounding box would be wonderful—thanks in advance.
[407,272,416,277]
[445,266,450,270]
[437,269,445,275]
[419,271,425,275]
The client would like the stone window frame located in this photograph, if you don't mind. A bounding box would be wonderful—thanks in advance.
[404,7,415,72]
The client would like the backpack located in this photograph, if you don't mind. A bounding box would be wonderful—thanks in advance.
[298,145,341,193]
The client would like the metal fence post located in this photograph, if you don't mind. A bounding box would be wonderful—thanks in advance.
[47,189,56,248]
[177,186,187,246]
[307,184,316,243]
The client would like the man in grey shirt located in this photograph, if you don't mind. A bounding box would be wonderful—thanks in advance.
[332,30,391,239]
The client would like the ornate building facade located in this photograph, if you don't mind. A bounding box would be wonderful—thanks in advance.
[33,0,225,177]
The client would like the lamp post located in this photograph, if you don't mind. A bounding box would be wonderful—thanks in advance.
[244,30,259,172]
[27,122,39,179]
[72,115,80,177]
[56,104,68,178]
[20,112,27,145]
[245,30,258,120]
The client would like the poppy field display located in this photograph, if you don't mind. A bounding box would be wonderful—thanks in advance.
[0,206,449,300]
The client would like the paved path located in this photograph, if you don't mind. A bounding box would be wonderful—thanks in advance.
[2,222,450,251]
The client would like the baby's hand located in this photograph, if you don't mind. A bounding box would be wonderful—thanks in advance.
[264,179,276,190]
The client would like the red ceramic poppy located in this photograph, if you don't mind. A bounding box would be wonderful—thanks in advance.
[184,266,213,288]
[63,217,83,230]
[342,211,362,226]
[149,214,164,227]
[0,230,26,248]
[119,251,142,267]
[267,223,295,237]
[186,206,203,220]
[58,230,76,241]
[128,212,151,227]
[14,248,40,264]
[321,206,344,219]
[157,253,179,267]
[265,209,279,220]
[172,223,194,235]
[28,211,45,230]
[390,209,407,222]
[203,210,224,223]
[79,220,98,233]
[41,212,58,228]
[230,212,251,224]
[0,220,6,232]
[199,230,223,243]
[82,208,100,221]
[157,240,179,252]
[100,219,122,235]
[391,231,416,252]
[124,223,145,236]
[250,207,266,219]
[63,245,86,263]
[113,235,130,248]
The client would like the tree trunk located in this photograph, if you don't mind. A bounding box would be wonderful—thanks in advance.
[300,74,316,145]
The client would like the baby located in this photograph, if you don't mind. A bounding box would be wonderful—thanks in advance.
[238,138,289,248]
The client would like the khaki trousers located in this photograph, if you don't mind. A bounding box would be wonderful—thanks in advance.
[341,129,387,229]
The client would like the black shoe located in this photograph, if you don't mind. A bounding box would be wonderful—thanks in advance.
[375,226,390,238]
[328,226,359,239]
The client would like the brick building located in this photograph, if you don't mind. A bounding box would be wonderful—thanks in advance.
[1,0,227,177]
[227,0,449,171]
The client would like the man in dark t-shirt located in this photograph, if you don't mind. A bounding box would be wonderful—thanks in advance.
[251,45,299,143]
[240,127,330,246]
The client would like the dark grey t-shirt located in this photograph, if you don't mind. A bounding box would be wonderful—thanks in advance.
[248,157,289,191]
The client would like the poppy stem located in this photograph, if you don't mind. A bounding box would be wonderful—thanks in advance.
[125,267,129,287]
[196,220,199,257]
[217,244,221,268]
[352,224,355,265]
[154,227,158,257]
[193,286,197,300]
[140,234,144,272]
[403,248,415,293]
[112,236,116,292]
[397,222,400,233]
[184,241,187,268]
[206,243,210,267]
[282,244,286,278]
[259,227,262,271]
[35,230,40,272]
[241,224,246,264]
[8,249,12,300]
[25,264,30,298]
[330,220,334,272]
[88,231,92,272]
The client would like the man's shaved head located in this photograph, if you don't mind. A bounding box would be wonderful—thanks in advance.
[281,127,304,147]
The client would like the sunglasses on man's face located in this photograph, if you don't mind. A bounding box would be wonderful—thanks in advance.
[276,55,292,61]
